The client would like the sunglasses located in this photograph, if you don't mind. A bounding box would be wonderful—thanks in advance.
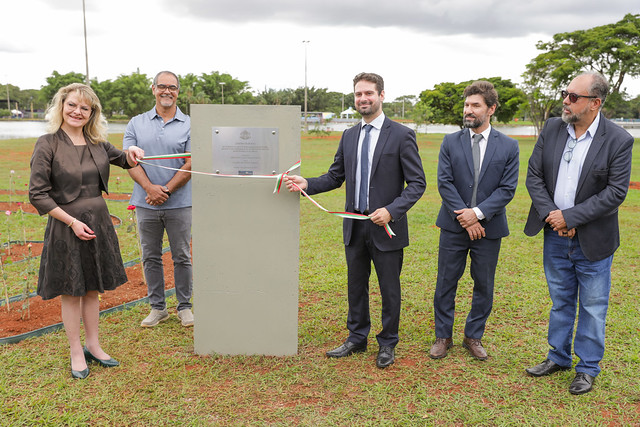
[561,90,597,103]
[155,84,179,92]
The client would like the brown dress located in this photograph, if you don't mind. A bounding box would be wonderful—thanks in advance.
[36,145,128,299]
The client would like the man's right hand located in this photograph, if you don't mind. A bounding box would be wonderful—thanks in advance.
[144,184,170,206]
[284,175,308,192]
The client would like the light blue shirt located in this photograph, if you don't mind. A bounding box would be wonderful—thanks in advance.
[123,106,191,209]
[355,113,385,211]
[553,114,600,210]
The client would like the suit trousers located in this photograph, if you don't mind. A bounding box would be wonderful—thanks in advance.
[344,219,403,348]
[434,229,501,339]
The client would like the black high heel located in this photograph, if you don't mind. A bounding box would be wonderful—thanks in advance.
[71,359,90,379]
[84,346,120,367]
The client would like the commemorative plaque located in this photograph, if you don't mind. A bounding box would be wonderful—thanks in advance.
[211,127,279,175]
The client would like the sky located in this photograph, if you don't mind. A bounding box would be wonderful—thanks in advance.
[2,0,640,102]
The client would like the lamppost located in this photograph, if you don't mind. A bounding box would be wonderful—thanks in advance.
[302,40,310,132]
[219,82,226,104]
[82,0,90,85]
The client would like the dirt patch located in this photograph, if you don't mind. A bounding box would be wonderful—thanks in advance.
[0,251,175,338]
[630,181,640,190]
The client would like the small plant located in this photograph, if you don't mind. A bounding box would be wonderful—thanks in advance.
[3,210,11,256]
[126,205,146,285]
[8,170,15,206]
[20,243,36,320]
[16,202,27,244]
[0,255,9,312]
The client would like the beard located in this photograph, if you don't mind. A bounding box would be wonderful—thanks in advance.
[356,100,380,116]
[561,109,581,124]
[463,114,484,129]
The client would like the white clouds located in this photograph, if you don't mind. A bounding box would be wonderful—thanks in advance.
[2,1,639,99]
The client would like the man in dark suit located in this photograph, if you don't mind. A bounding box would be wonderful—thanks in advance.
[524,72,634,395]
[285,72,425,368]
[429,81,519,361]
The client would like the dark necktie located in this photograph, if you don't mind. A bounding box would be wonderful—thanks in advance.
[471,133,482,207]
[358,124,373,213]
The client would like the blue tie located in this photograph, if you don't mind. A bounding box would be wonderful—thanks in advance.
[358,124,373,213]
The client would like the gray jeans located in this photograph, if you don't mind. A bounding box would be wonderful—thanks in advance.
[136,207,192,311]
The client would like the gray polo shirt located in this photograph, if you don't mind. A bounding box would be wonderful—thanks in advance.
[123,106,191,209]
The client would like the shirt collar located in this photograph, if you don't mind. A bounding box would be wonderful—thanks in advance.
[469,125,491,142]
[146,106,187,122]
[568,113,601,141]
[361,112,385,131]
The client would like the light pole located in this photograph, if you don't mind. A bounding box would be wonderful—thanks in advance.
[82,0,90,85]
[302,40,310,132]
[219,82,226,104]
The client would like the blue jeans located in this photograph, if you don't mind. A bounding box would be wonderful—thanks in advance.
[543,229,613,377]
[137,207,193,311]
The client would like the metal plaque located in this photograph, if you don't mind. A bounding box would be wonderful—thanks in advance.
[211,127,279,175]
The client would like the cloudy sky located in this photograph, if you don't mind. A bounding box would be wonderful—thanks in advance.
[3,0,639,101]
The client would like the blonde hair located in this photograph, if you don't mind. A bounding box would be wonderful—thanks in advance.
[45,83,108,144]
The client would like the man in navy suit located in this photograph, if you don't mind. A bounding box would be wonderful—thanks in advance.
[524,72,634,395]
[285,72,426,368]
[429,81,519,361]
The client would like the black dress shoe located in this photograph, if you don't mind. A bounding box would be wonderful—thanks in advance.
[376,346,395,369]
[84,346,120,368]
[569,372,595,395]
[526,359,571,377]
[325,341,366,358]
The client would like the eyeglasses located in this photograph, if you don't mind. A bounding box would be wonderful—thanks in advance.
[563,138,578,162]
[561,90,597,103]
[155,84,179,92]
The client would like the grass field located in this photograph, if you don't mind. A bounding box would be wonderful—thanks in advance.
[0,131,639,425]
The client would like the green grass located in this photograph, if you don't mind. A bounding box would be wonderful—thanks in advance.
[0,132,639,425]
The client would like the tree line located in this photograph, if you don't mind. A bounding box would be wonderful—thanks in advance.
[2,14,639,131]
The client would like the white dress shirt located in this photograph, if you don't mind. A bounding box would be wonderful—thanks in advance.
[470,126,491,219]
[554,114,600,210]
[355,113,385,211]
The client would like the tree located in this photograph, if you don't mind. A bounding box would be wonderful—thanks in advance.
[416,78,526,128]
[521,14,640,132]
[95,72,154,118]
[532,14,640,95]
[40,71,85,104]
[198,71,253,105]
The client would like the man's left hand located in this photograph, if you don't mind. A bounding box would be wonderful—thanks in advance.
[546,209,567,231]
[454,208,479,228]
[369,208,392,226]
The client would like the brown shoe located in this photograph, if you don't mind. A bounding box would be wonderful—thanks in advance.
[462,337,488,360]
[429,338,453,359]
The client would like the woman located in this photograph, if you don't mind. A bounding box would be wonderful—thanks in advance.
[29,83,144,379]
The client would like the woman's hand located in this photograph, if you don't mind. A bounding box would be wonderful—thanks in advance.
[126,147,145,166]
[70,219,96,241]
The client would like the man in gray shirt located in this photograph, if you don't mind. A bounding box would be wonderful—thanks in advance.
[123,70,193,327]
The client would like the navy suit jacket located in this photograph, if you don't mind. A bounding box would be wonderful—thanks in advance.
[306,117,426,251]
[524,114,634,261]
[436,128,519,239]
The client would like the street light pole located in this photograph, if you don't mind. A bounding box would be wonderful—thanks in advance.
[82,0,90,85]
[302,40,310,133]
[219,82,226,104]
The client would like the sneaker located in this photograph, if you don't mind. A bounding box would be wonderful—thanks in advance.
[177,308,194,327]
[141,308,169,327]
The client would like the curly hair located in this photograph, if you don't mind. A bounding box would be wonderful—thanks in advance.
[45,83,108,144]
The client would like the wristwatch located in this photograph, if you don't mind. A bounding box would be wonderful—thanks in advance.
[161,186,171,197]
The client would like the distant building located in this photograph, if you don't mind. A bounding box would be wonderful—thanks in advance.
[340,107,356,119]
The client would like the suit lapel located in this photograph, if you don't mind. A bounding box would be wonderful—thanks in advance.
[551,122,569,190]
[347,123,362,199]
[576,113,606,194]
[460,130,474,176]
[479,130,498,182]
[370,117,391,178]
